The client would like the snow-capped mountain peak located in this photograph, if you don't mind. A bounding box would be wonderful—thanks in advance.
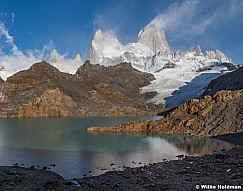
[47,49,83,74]
[88,25,236,107]
[90,29,124,65]
[75,54,82,62]
[49,49,63,62]
[189,45,203,56]
[93,29,103,44]
[89,24,171,69]
[138,23,170,54]
[205,49,232,63]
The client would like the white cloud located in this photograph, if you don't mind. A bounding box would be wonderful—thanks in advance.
[0,23,82,80]
[11,12,15,23]
[0,22,20,54]
[151,0,243,40]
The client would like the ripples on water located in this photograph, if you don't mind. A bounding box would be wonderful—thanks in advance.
[0,117,235,179]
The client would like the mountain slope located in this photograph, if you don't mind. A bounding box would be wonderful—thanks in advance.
[0,61,161,118]
[203,66,243,96]
[75,60,155,100]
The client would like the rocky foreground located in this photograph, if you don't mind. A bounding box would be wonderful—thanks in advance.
[0,132,242,191]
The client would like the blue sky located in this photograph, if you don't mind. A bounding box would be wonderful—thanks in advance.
[0,0,243,64]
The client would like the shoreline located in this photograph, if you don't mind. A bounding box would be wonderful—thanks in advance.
[0,132,242,190]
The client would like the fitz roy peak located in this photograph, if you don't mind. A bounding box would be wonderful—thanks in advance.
[89,23,235,107]
[137,23,170,54]
[90,23,172,70]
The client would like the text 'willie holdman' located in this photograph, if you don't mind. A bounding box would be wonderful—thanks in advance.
[196,184,242,190]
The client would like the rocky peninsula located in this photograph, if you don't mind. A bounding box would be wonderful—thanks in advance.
[88,90,243,136]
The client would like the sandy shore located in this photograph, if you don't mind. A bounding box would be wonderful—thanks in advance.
[0,132,242,191]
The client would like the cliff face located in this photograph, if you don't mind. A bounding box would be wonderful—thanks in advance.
[88,90,243,136]
[0,77,3,84]
[137,23,170,54]
[0,61,160,118]
[203,66,243,96]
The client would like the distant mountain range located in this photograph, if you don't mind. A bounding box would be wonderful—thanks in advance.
[89,22,237,107]
[0,21,241,117]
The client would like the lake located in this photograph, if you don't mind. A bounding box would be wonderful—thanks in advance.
[0,116,235,179]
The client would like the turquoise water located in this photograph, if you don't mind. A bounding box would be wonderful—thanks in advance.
[0,117,235,179]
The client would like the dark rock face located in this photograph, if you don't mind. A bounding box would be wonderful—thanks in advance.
[88,90,243,136]
[0,61,160,118]
[0,77,3,84]
[203,66,243,96]
[162,61,177,69]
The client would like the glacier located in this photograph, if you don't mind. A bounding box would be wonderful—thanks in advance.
[89,23,236,107]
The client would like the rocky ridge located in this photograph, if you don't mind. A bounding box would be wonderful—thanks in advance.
[204,66,243,96]
[0,61,161,118]
[88,90,243,136]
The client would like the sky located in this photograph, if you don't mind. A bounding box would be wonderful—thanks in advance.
[0,0,243,74]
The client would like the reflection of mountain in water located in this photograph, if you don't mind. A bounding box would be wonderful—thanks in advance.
[94,133,235,156]
[157,134,235,155]
[176,138,235,155]
[0,117,236,179]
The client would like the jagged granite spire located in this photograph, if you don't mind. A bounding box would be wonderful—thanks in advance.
[90,30,103,64]
[138,23,170,54]
[89,29,124,65]
[189,45,203,56]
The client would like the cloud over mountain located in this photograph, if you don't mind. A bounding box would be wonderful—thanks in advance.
[0,23,82,80]
[151,0,243,40]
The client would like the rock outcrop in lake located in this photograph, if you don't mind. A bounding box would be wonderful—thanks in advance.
[0,61,161,118]
[88,90,243,136]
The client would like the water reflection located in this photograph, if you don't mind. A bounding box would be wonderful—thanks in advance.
[0,117,235,179]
